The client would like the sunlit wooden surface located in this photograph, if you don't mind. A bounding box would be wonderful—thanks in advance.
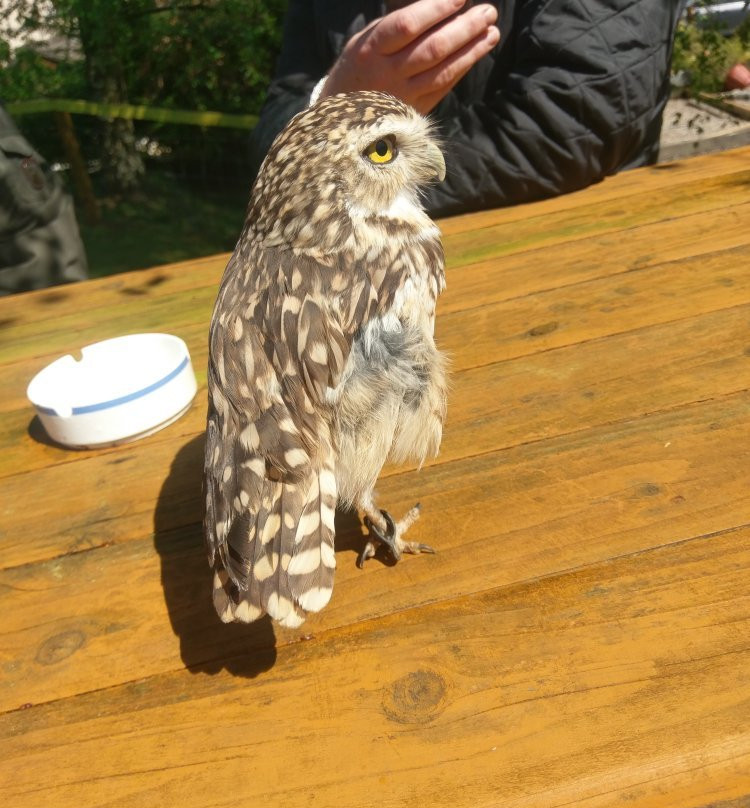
[1,146,749,808]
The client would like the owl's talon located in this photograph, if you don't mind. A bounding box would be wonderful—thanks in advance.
[364,509,396,541]
[362,509,401,563]
[357,540,377,568]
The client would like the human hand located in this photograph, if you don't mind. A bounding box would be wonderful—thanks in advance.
[319,0,500,115]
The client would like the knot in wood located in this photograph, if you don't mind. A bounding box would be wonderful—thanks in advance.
[35,630,86,665]
[382,669,447,725]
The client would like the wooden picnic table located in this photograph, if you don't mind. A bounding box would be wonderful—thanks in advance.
[2,145,750,808]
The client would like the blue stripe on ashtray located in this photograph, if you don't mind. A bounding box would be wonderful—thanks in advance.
[38,355,190,416]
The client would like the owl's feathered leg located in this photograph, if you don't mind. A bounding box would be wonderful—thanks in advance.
[356,491,435,567]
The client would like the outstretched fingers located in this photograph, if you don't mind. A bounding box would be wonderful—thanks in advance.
[395,3,499,77]
[373,0,467,55]
[412,23,500,112]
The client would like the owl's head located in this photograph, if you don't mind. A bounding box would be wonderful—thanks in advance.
[249,91,445,250]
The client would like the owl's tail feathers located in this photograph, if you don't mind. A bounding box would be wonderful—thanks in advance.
[286,462,337,615]
[212,461,337,629]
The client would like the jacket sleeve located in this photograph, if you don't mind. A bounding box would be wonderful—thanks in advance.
[0,104,88,295]
[423,0,684,217]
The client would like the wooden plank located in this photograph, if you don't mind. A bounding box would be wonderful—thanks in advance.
[54,111,100,225]
[438,144,750,235]
[3,284,750,493]
[442,168,750,268]
[439,200,750,316]
[2,196,747,395]
[1,199,747,458]
[439,242,750,373]
[1,198,744,432]
[440,302,750,462]
[1,208,746,405]
[0,254,226,326]
[1,527,748,808]
[0,147,746,361]
[700,92,750,123]
[1,242,749,562]
[1,146,747,330]
[0,166,746,343]
[0,282,217,367]
[1,167,749,370]
[1,391,748,710]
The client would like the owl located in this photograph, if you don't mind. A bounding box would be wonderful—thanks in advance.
[204,91,448,629]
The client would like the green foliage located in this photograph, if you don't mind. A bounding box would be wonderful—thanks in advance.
[672,6,750,93]
[0,43,85,102]
[1,1,287,113]
[130,0,288,115]
[0,0,287,194]
[0,0,286,113]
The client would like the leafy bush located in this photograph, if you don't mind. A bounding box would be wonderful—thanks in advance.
[0,1,288,191]
[0,1,286,113]
[672,5,750,93]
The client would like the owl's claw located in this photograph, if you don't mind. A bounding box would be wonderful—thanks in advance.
[356,540,377,568]
[359,509,396,567]
[358,506,434,567]
[365,509,396,543]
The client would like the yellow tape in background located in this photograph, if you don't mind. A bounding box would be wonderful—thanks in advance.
[7,98,258,129]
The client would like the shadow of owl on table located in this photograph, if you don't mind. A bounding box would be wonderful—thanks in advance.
[154,433,368,677]
[154,434,278,678]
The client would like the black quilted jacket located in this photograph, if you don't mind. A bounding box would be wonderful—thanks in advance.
[250,0,684,217]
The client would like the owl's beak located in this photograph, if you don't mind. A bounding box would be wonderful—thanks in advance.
[426,143,446,183]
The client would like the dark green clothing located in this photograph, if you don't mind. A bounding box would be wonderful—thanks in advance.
[0,104,88,295]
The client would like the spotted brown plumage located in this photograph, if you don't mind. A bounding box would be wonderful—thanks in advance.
[204,91,448,628]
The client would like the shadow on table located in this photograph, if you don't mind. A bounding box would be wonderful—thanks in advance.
[154,433,277,679]
[28,415,64,448]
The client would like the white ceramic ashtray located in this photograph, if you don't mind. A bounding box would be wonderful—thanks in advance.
[27,333,198,448]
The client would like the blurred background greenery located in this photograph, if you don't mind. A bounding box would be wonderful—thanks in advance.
[673,2,750,93]
[1,0,287,277]
[1,1,749,280]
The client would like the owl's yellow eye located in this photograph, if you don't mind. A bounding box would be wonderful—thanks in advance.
[365,137,396,165]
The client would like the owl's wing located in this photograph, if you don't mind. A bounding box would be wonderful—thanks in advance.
[204,256,375,628]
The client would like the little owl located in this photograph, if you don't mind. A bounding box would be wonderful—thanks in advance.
[204,91,448,628]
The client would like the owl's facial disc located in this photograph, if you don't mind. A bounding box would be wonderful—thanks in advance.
[346,115,445,216]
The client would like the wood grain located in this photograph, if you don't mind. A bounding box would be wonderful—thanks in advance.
[2,390,748,711]
[2,240,749,565]
[1,162,749,370]
[1,146,749,808]
[2,145,747,334]
[442,169,750,268]
[2,527,748,808]
[3,293,749,489]
[3,198,747,417]
[437,145,750,235]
